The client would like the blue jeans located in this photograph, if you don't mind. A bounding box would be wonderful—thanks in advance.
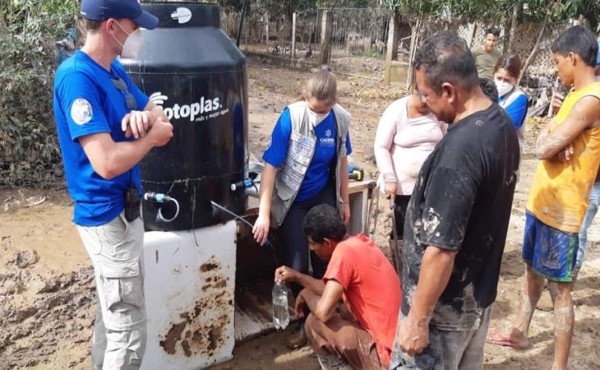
[576,181,600,270]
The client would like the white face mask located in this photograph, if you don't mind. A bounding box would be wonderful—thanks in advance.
[114,21,144,59]
[307,109,329,126]
[495,80,514,98]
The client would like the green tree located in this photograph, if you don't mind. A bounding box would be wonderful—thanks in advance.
[561,0,600,32]
[0,0,78,186]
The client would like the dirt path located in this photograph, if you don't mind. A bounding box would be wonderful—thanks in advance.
[1,59,599,369]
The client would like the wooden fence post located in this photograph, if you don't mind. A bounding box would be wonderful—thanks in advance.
[319,10,333,65]
[265,12,269,50]
[292,12,297,59]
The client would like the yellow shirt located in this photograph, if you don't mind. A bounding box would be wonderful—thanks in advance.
[527,82,600,233]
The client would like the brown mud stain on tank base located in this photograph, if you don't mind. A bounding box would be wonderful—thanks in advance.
[181,338,192,356]
[159,257,233,357]
[159,301,232,357]
[200,259,219,272]
[200,257,232,293]
[214,278,227,289]
[208,326,223,351]
[203,277,229,292]
[159,321,187,354]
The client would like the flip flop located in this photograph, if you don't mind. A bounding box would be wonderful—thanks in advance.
[486,330,530,350]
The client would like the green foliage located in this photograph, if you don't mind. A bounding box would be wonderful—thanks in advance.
[378,0,599,28]
[378,0,444,16]
[251,0,317,17]
[0,0,78,187]
[560,0,600,32]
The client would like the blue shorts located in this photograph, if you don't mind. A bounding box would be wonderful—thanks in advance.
[522,212,578,282]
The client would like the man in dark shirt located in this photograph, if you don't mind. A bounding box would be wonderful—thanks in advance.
[389,32,520,370]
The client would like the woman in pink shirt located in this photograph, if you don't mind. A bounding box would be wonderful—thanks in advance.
[374,88,446,240]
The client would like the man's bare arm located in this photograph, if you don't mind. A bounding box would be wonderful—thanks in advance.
[409,246,456,323]
[80,117,173,179]
[274,265,325,295]
[396,246,456,355]
[536,96,600,159]
[300,280,344,323]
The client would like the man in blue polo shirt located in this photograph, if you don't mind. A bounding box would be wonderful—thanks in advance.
[53,0,173,368]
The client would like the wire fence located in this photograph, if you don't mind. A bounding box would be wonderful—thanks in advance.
[316,7,391,59]
[221,6,566,85]
[220,7,392,77]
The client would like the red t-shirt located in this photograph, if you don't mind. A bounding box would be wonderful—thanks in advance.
[323,234,402,366]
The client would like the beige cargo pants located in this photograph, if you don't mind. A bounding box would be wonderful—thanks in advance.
[77,213,146,370]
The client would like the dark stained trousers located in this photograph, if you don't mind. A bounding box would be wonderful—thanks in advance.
[280,181,336,296]
[391,195,411,240]
[305,313,385,370]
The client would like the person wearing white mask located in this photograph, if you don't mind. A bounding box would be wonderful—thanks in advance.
[253,68,352,348]
[493,54,528,147]
[53,0,173,368]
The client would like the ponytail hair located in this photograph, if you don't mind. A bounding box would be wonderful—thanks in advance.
[302,66,337,105]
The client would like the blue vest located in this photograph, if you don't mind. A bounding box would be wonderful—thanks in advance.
[270,101,351,226]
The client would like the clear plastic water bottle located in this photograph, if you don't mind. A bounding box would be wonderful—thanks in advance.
[272,281,289,329]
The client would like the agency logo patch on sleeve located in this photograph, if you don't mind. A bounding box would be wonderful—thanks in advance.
[70,98,93,125]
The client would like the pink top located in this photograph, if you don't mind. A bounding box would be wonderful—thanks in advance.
[374,96,447,195]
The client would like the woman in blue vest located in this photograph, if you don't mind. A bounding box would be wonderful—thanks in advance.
[253,69,352,346]
[493,54,528,147]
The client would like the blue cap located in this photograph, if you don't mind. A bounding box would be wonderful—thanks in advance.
[80,0,159,30]
[597,41,600,66]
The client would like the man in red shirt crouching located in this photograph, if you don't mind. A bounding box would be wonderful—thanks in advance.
[275,204,401,370]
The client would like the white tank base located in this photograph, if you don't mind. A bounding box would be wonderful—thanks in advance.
[141,220,236,370]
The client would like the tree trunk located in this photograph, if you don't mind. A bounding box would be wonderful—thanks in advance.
[468,23,478,49]
[406,17,421,87]
[384,9,401,86]
[391,10,401,61]
[506,2,519,53]
[519,1,555,84]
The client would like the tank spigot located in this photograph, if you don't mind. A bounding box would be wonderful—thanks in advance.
[144,192,172,203]
[230,179,255,192]
[143,192,180,223]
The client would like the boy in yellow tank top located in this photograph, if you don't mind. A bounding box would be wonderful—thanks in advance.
[487,26,600,370]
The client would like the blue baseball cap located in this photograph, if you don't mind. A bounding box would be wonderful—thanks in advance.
[80,0,159,30]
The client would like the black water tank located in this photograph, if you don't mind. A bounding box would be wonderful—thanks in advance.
[122,2,248,231]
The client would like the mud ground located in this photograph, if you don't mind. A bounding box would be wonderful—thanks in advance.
[1,58,599,369]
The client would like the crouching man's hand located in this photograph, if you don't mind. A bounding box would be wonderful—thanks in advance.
[294,290,307,319]
[274,265,300,284]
